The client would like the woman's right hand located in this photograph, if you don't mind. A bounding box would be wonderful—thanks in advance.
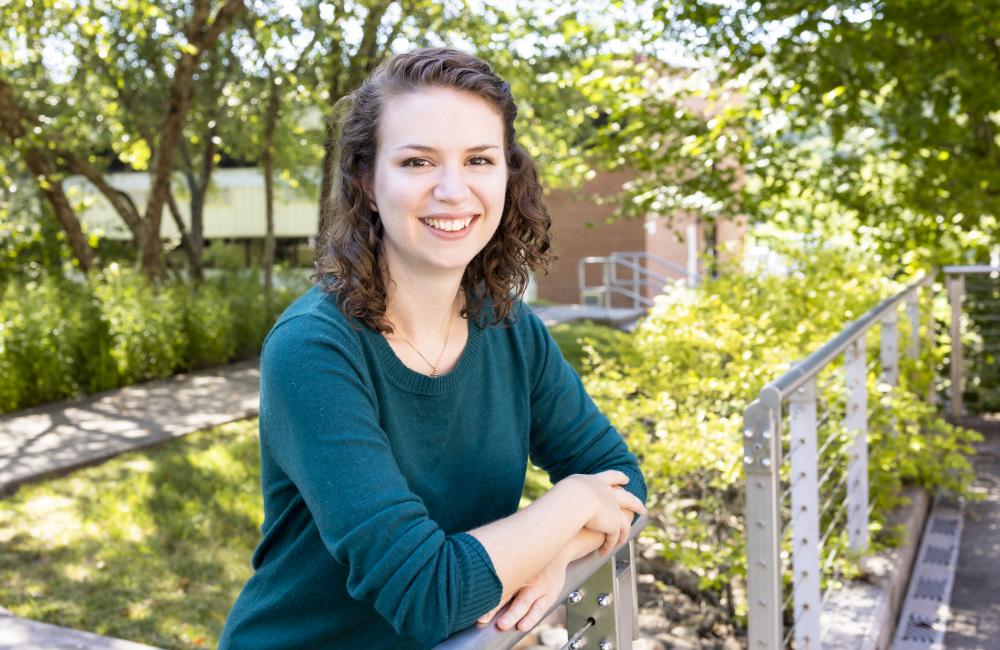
[562,470,646,556]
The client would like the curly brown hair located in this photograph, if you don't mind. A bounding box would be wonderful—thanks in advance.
[313,47,553,333]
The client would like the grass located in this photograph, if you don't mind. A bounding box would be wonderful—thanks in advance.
[0,420,262,649]
[0,321,624,648]
[547,319,630,373]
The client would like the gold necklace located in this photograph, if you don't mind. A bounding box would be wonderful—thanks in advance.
[391,307,455,377]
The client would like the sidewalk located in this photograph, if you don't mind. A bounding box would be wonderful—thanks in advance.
[944,415,1000,649]
[0,359,260,496]
[0,361,261,649]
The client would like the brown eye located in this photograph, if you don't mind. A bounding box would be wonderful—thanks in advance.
[469,156,494,166]
[401,158,430,167]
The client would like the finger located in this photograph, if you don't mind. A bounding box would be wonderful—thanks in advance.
[516,593,555,631]
[594,470,629,486]
[496,590,537,631]
[615,490,647,516]
[477,604,501,625]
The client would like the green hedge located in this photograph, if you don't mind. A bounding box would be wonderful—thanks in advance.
[0,267,308,414]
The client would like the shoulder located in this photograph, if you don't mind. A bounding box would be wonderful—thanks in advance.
[262,284,367,372]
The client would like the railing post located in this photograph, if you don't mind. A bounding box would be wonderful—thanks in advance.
[788,378,822,649]
[564,539,639,650]
[743,387,783,650]
[906,288,920,359]
[844,338,869,553]
[686,222,698,287]
[880,308,899,388]
[601,260,611,309]
[947,273,965,417]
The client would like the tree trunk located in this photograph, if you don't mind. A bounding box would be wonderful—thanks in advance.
[140,0,245,279]
[263,75,280,310]
[23,150,95,271]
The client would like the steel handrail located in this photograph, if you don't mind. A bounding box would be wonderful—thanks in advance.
[434,513,649,650]
[613,251,688,278]
[757,273,931,405]
[607,256,673,288]
[943,265,1000,274]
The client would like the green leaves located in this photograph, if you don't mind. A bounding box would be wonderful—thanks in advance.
[579,246,979,612]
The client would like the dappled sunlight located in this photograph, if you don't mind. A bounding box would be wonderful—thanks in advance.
[0,419,262,648]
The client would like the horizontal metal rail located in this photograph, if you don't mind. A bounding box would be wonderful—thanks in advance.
[435,513,649,650]
[761,273,930,403]
[743,271,931,649]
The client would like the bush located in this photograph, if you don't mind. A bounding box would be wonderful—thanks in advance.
[580,248,980,617]
[0,267,310,414]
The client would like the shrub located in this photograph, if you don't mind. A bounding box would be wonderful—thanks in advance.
[580,248,980,616]
[0,267,310,414]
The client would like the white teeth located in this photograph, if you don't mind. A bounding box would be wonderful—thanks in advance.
[422,217,474,232]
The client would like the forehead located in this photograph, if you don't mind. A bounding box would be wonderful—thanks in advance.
[376,87,504,152]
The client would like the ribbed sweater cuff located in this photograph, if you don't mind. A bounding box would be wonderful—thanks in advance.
[450,532,503,632]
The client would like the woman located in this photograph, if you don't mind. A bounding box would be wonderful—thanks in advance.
[219,47,647,649]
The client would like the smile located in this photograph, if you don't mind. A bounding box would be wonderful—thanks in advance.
[419,215,477,233]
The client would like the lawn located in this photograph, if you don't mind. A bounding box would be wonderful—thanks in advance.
[0,420,262,649]
[0,320,623,648]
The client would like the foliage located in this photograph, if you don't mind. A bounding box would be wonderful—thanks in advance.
[640,0,1000,265]
[0,268,308,414]
[0,420,262,649]
[547,319,629,374]
[579,247,981,616]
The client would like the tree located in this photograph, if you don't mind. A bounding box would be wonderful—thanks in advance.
[653,0,1000,264]
[0,0,246,278]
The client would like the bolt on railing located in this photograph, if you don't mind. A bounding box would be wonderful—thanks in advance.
[944,265,1000,417]
[742,273,931,649]
[435,514,648,650]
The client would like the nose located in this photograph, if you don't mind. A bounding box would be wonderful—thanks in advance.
[432,165,471,203]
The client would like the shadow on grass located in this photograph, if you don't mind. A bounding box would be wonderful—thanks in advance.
[0,421,263,649]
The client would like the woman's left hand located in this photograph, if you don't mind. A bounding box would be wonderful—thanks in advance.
[476,553,569,632]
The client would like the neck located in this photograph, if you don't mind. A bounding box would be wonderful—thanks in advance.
[383,265,465,345]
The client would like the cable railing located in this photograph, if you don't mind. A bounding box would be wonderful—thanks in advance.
[945,265,1000,416]
[435,514,648,650]
[578,251,697,309]
[742,273,931,649]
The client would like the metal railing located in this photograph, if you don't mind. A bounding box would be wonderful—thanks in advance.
[436,514,648,650]
[945,265,1000,417]
[742,273,931,649]
[579,251,696,309]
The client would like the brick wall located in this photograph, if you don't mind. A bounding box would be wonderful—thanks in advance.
[535,169,747,306]
[536,169,645,306]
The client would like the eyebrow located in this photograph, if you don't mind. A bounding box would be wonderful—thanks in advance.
[394,144,501,153]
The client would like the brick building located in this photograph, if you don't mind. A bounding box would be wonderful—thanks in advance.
[536,168,746,307]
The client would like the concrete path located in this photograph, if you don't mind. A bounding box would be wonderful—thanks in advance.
[530,303,645,329]
[945,415,1000,649]
[0,360,262,649]
[0,359,260,496]
[0,609,159,650]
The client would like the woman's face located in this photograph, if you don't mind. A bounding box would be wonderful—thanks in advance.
[368,87,508,279]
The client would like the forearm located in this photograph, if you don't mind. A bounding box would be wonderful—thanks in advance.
[555,527,605,566]
[469,479,590,605]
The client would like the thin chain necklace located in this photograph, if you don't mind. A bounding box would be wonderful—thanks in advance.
[390,303,456,377]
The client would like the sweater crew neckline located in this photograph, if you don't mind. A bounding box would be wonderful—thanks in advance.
[360,317,483,395]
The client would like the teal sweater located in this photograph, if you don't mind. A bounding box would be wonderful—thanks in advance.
[219,286,646,649]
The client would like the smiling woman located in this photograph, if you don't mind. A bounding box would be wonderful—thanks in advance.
[218,48,647,650]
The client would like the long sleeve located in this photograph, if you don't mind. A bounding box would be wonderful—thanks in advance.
[521,306,648,507]
[258,314,502,646]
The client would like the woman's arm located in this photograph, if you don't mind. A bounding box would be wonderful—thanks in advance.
[468,471,643,608]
